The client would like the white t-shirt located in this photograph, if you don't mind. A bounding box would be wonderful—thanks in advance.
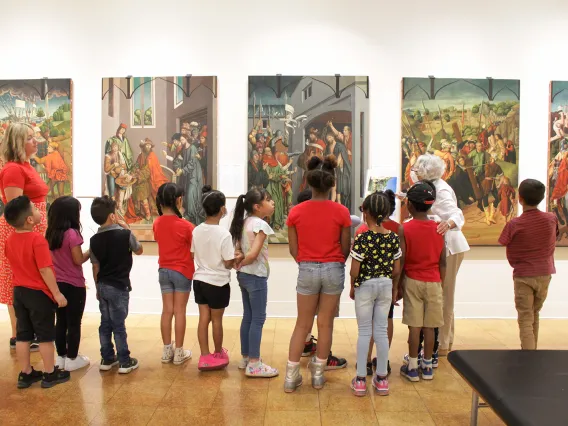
[239,216,274,278]
[191,223,235,286]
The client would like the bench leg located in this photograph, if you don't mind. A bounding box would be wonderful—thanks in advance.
[470,391,479,426]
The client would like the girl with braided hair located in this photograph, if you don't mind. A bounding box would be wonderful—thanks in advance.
[153,183,195,365]
[350,192,402,397]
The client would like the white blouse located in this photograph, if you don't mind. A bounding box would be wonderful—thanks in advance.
[432,179,470,256]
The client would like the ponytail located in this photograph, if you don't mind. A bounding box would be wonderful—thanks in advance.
[156,182,185,218]
[230,194,247,245]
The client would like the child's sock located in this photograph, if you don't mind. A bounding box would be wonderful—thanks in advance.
[305,333,312,343]
[409,357,419,370]
[422,358,433,369]
[316,357,327,364]
[287,360,300,366]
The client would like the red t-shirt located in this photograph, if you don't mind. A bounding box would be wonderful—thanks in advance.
[0,162,48,203]
[286,200,351,263]
[153,215,195,279]
[403,219,445,282]
[498,209,557,278]
[5,231,55,301]
[355,220,401,237]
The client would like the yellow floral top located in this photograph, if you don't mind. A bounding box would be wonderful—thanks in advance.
[350,230,402,287]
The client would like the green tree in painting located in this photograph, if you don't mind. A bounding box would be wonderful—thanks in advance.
[472,104,480,114]
[444,113,451,122]
[144,107,153,125]
[134,109,142,126]
[36,108,45,118]
[51,129,59,137]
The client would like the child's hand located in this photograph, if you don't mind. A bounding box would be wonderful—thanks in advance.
[54,293,67,308]
[349,287,355,300]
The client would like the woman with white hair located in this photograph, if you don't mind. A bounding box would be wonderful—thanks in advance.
[410,154,470,356]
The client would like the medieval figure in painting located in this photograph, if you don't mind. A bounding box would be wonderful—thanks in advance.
[550,149,568,225]
[127,139,169,221]
[298,129,325,191]
[480,155,504,226]
[498,176,516,223]
[174,135,205,224]
[104,141,130,213]
[324,132,352,208]
[33,141,68,198]
[327,121,352,163]
[248,150,269,189]
[504,139,516,164]
[433,140,456,181]
[448,156,475,206]
[262,147,287,230]
[494,134,506,161]
[105,123,133,171]
[199,126,208,183]
[162,133,183,170]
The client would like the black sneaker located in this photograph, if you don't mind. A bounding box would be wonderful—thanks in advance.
[325,352,347,370]
[371,357,391,376]
[118,357,139,374]
[99,357,119,371]
[30,339,39,352]
[9,337,16,350]
[17,367,43,389]
[41,367,70,388]
[366,361,373,376]
[301,336,317,357]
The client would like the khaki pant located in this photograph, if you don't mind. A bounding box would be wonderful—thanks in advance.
[514,275,551,350]
[438,252,465,350]
[402,278,444,328]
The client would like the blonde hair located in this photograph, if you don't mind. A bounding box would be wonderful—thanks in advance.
[1,123,33,163]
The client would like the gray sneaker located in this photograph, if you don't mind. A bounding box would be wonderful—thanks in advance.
[309,357,326,389]
[284,362,302,392]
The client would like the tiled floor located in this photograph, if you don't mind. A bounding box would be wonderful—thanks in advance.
[1,313,565,425]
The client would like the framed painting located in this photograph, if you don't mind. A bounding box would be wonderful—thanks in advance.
[401,77,520,245]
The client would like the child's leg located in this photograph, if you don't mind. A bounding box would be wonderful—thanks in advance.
[107,287,130,364]
[13,288,33,373]
[532,276,552,350]
[16,342,31,373]
[422,328,435,360]
[210,308,225,353]
[159,270,175,345]
[8,305,17,339]
[355,284,374,378]
[55,303,68,357]
[388,304,394,347]
[372,279,392,377]
[288,294,318,362]
[98,288,115,361]
[407,327,421,369]
[39,343,55,373]
[316,293,341,361]
[173,291,190,348]
[197,304,211,355]
[66,285,86,359]
[514,277,537,350]
[246,276,268,362]
[239,276,253,358]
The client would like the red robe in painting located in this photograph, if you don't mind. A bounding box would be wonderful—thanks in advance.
[498,183,515,218]
[36,151,68,182]
[552,154,568,201]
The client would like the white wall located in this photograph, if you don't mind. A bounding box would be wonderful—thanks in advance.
[2,0,567,317]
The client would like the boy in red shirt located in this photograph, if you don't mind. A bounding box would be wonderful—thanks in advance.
[399,182,446,382]
[498,179,558,350]
[4,196,69,389]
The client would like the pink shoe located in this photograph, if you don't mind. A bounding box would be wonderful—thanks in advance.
[372,376,389,396]
[351,377,367,397]
[198,354,226,371]
[213,348,229,368]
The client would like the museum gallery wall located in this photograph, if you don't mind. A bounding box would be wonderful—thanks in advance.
[101,76,217,242]
[401,77,520,246]
[247,75,369,244]
[0,79,73,214]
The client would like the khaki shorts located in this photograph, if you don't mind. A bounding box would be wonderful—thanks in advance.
[402,278,444,328]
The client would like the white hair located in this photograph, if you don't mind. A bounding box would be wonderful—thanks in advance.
[415,154,446,181]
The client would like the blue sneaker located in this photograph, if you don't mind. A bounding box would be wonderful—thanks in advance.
[420,363,434,380]
[402,353,422,366]
[432,350,439,369]
[400,364,420,382]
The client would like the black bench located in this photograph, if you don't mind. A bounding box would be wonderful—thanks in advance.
[448,350,568,426]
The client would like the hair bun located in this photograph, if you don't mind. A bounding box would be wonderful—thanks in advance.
[384,189,395,203]
[307,155,323,171]
[322,154,338,171]
[202,185,213,194]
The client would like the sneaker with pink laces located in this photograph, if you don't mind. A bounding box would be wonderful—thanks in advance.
[372,375,389,396]
[351,376,367,397]
[198,354,226,371]
[214,348,229,367]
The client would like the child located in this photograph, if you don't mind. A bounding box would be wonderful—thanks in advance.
[499,179,557,350]
[90,195,143,374]
[46,196,91,372]
[4,195,70,388]
[192,185,239,371]
[399,181,446,382]
[154,183,194,365]
[284,155,351,393]
[350,192,402,397]
[354,189,403,376]
[229,187,278,378]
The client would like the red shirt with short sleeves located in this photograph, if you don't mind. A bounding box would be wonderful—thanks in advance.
[153,215,195,279]
[6,232,55,301]
[286,200,351,263]
[355,219,400,237]
[0,162,48,203]
[498,209,557,278]
[403,219,445,282]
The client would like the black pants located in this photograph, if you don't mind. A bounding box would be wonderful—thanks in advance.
[418,328,439,355]
[55,282,86,358]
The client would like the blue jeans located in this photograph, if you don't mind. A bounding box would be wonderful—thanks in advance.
[98,283,130,364]
[237,272,267,359]
[158,268,192,294]
[355,277,392,377]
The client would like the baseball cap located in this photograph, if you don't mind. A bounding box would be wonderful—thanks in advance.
[407,181,436,205]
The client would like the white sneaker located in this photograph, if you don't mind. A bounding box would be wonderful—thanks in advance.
[56,356,66,369]
[173,347,192,365]
[238,357,250,370]
[245,360,279,378]
[161,343,175,364]
[65,354,90,371]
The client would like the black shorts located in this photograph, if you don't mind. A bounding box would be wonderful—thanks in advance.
[193,280,230,309]
[13,287,56,343]
[389,303,394,319]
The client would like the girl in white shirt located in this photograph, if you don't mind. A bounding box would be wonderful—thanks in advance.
[230,188,279,378]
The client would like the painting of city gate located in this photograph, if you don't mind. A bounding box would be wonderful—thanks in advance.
[101,76,217,241]
[0,79,73,211]
[548,81,568,246]
[248,75,369,243]
[401,77,520,246]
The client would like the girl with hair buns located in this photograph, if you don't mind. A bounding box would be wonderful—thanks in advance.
[0,123,49,351]
[284,155,351,393]
[153,182,194,365]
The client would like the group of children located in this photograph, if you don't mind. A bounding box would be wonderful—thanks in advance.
[7,152,557,396]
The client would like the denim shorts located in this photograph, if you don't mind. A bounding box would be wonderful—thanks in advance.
[158,268,192,294]
[297,262,345,296]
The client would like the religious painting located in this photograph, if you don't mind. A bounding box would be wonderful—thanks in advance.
[101,76,217,241]
[401,78,520,245]
[548,82,568,245]
[0,79,73,212]
[248,75,369,243]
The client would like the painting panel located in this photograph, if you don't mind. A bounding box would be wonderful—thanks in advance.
[247,76,369,244]
[401,78,520,245]
[101,76,217,241]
